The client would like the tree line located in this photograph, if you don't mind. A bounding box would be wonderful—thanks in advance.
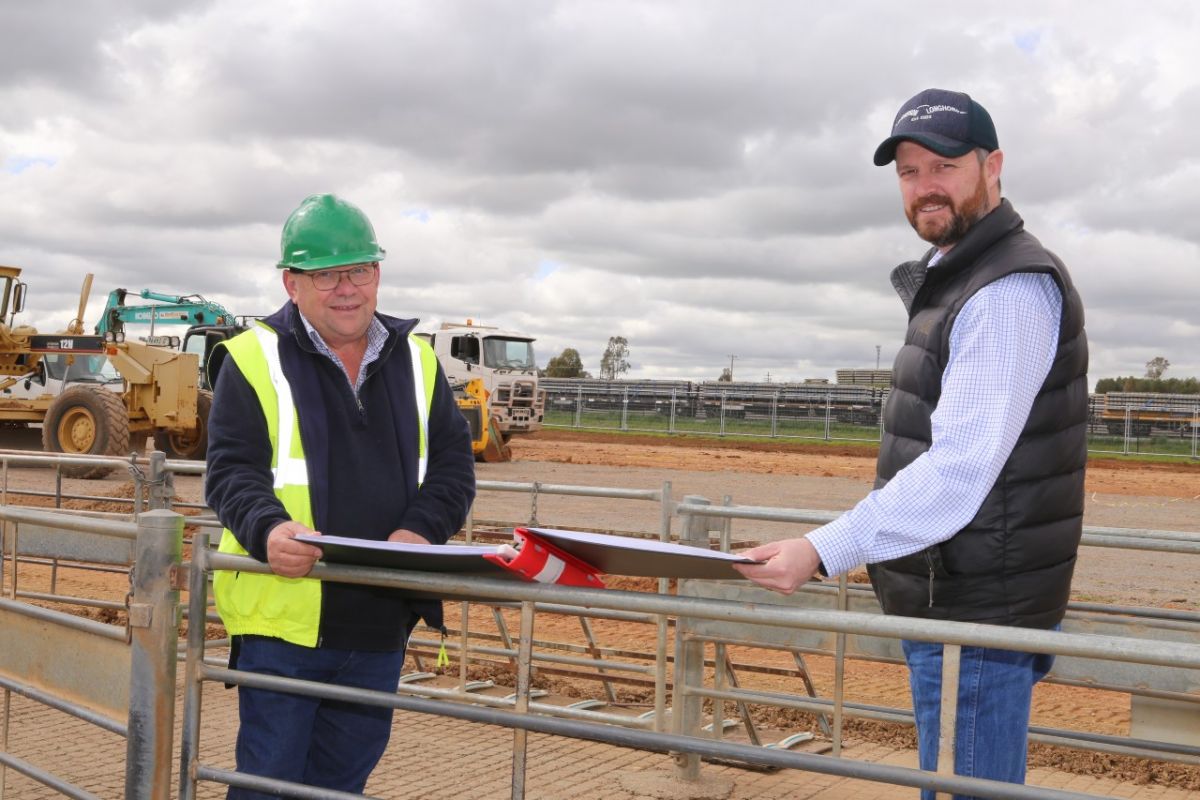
[1094,357,1198,394]
[542,336,630,380]
[1094,376,1200,394]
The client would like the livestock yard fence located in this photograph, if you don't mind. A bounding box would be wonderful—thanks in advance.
[0,450,1199,799]
[539,378,1200,460]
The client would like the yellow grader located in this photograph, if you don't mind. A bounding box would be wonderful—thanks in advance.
[0,266,204,478]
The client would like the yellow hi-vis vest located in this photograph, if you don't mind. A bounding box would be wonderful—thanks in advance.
[213,321,439,647]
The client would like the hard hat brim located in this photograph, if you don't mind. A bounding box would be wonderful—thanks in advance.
[276,247,387,271]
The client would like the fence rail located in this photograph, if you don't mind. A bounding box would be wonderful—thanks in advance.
[2,449,1199,798]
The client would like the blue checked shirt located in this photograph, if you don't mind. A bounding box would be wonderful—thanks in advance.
[806,263,1063,577]
[298,313,389,396]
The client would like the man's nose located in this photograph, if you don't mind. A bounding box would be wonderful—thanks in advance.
[908,173,935,197]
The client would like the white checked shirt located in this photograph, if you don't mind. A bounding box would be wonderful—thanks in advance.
[298,313,389,396]
[806,259,1063,577]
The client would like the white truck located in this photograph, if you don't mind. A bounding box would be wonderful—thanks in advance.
[425,321,545,437]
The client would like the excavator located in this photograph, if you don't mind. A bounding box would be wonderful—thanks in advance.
[94,287,249,391]
[96,288,237,336]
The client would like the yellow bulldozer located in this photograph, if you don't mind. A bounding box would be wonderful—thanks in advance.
[454,377,512,463]
[0,266,204,478]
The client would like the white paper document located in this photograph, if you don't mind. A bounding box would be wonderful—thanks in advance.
[296,527,759,580]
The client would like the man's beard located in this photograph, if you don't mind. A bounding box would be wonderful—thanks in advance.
[906,173,990,248]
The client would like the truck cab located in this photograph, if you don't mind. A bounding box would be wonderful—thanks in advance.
[427,321,545,436]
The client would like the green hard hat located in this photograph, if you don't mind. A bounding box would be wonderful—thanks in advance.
[277,194,387,270]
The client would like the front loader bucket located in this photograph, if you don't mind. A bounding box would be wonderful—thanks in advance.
[479,415,512,463]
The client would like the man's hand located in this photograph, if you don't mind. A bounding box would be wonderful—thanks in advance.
[732,537,823,594]
[266,521,323,578]
[387,528,430,545]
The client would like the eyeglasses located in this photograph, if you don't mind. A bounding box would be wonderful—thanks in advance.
[296,264,378,291]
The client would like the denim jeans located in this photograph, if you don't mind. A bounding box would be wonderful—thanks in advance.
[227,637,406,799]
[901,640,1054,800]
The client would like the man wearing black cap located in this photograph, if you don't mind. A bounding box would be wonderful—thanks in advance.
[737,89,1088,796]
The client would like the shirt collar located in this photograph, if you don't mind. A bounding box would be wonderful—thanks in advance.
[297,312,389,390]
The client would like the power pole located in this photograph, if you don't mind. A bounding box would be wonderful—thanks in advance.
[875,345,881,371]
[727,354,738,382]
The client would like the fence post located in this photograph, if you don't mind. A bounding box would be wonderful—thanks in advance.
[654,481,673,732]
[669,388,677,434]
[878,391,886,442]
[936,644,962,799]
[771,391,778,438]
[1193,404,1198,460]
[179,531,210,800]
[510,600,536,800]
[673,495,714,781]
[147,451,174,512]
[574,385,582,428]
[824,392,832,441]
[621,388,629,431]
[719,392,726,437]
[125,509,183,800]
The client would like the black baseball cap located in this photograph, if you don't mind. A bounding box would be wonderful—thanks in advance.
[873,88,999,166]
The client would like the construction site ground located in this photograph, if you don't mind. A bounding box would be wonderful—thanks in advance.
[3,428,1200,798]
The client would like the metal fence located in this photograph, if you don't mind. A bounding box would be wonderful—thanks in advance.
[538,378,1200,459]
[3,450,1200,799]
[0,503,182,800]
[182,532,1200,800]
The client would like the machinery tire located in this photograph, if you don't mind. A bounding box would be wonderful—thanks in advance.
[42,386,131,479]
[152,390,212,460]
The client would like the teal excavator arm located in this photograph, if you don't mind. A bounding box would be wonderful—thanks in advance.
[96,289,235,335]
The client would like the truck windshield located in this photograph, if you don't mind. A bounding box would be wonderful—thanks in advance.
[482,337,535,371]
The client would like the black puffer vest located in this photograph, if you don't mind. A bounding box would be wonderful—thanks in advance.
[865,200,1088,629]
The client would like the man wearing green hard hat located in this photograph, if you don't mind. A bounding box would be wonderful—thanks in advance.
[205,194,476,797]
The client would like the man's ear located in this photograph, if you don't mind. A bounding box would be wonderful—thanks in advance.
[282,270,298,302]
[986,149,1004,186]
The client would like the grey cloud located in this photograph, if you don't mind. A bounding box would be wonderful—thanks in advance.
[0,2,211,94]
[2,1,1198,383]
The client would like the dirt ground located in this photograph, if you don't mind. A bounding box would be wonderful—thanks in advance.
[4,431,1200,789]
[510,428,1200,499]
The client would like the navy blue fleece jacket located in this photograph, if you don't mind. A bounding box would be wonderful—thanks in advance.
[205,302,476,650]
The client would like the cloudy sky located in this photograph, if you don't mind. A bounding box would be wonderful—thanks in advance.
[3,1,1197,385]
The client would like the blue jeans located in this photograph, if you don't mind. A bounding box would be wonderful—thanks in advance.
[902,640,1054,800]
[228,637,406,799]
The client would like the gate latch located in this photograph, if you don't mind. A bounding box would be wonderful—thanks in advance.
[128,603,154,629]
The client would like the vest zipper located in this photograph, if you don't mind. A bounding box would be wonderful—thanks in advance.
[924,550,935,608]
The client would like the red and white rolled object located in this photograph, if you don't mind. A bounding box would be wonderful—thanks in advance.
[483,527,605,588]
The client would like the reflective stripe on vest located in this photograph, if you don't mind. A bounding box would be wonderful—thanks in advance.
[408,337,432,485]
[252,325,309,489]
[213,321,438,647]
[255,326,435,486]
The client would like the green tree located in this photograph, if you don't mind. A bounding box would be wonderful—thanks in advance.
[1145,356,1170,380]
[598,336,630,380]
[543,347,590,378]
[718,367,732,381]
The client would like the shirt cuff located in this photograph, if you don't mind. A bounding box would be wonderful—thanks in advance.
[805,517,863,578]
